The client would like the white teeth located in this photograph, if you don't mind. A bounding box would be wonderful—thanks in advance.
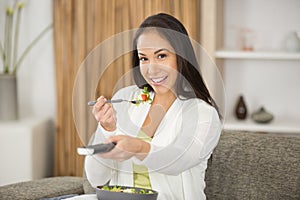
[151,76,167,83]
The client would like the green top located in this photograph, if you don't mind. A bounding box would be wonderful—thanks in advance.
[133,130,152,190]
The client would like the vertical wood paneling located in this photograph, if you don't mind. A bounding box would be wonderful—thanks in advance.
[73,0,86,176]
[173,0,182,24]
[129,0,144,28]
[53,0,85,176]
[53,0,63,176]
[200,0,217,58]
[85,0,99,152]
[65,0,74,176]
[53,0,200,176]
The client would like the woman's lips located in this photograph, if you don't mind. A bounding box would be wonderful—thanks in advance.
[150,76,168,86]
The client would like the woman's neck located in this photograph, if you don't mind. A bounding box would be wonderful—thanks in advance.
[152,90,176,111]
[141,90,176,137]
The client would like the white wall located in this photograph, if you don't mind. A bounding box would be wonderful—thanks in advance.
[223,0,300,123]
[0,0,55,180]
[224,0,300,51]
[1,0,56,119]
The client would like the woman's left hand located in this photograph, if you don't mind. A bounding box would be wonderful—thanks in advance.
[99,135,150,162]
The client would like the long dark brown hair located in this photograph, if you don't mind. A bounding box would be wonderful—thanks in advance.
[132,13,219,115]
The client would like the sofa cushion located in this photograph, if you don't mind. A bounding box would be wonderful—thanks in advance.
[0,176,84,200]
[83,172,95,194]
[205,131,300,200]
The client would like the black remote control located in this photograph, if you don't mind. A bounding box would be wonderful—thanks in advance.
[77,143,115,155]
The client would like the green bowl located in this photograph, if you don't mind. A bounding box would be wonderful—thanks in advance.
[96,185,158,200]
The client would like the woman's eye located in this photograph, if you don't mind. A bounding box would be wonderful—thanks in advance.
[158,54,167,59]
[139,57,148,62]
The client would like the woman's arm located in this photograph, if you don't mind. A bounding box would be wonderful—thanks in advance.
[99,135,150,162]
[134,101,222,175]
[84,154,114,187]
[84,126,116,187]
[85,86,141,186]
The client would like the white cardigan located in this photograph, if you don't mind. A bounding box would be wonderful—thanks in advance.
[85,85,222,200]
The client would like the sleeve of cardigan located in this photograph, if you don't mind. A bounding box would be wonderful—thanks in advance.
[84,86,138,187]
[133,100,222,175]
[84,155,114,187]
[92,124,117,145]
[84,125,118,187]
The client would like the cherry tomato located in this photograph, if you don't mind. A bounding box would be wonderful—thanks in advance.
[141,94,148,101]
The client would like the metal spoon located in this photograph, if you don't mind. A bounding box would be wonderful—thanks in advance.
[87,99,141,106]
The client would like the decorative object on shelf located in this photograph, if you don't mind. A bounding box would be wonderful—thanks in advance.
[251,106,274,124]
[0,74,18,120]
[284,31,300,52]
[239,28,255,51]
[235,95,248,120]
[0,1,52,121]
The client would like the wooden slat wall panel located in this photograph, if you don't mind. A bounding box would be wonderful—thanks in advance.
[53,0,200,176]
[73,0,87,176]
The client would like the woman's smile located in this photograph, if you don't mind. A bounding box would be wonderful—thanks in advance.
[137,30,178,95]
[150,75,168,85]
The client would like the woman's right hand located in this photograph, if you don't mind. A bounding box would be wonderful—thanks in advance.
[92,96,117,131]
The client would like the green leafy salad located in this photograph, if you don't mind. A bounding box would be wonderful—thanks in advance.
[135,87,153,105]
[100,185,154,194]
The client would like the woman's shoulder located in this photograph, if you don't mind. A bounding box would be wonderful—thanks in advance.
[180,97,211,109]
[180,98,220,120]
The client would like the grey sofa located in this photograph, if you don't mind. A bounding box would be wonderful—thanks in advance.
[0,130,299,200]
[204,131,299,200]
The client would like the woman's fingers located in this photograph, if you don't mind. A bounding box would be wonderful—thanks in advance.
[92,96,106,115]
[99,135,129,161]
[97,104,111,119]
[98,135,149,162]
[92,96,109,118]
[92,96,117,131]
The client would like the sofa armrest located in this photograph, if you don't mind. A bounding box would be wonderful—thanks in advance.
[205,130,300,200]
[0,176,84,200]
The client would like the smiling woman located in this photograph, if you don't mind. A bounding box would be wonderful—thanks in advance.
[84,13,222,200]
[53,0,201,178]
[137,31,178,98]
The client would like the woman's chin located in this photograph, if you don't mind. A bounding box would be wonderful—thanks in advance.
[152,85,174,95]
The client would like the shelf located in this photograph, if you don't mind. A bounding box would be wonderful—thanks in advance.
[224,117,300,134]
[215,50,300,60]
[215,1,300,136]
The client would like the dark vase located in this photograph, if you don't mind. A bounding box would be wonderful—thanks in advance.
[235,95,247,120]
[0,74,18,121]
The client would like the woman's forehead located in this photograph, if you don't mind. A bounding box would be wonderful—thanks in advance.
[136,31,174,52]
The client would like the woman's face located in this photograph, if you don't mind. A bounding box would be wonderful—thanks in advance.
[137,30,178,95]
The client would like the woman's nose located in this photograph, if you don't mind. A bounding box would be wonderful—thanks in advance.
[147,62,161,74]
[147,59,162,73]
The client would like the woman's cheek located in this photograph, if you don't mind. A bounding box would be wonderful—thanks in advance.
[140,65,148,79]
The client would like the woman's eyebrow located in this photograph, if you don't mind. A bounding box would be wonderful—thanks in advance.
[138,52,146,56]
[138,48,170,56]
[154,48,170,54]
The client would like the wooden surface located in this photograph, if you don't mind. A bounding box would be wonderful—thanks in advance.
[53,0,200,176]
